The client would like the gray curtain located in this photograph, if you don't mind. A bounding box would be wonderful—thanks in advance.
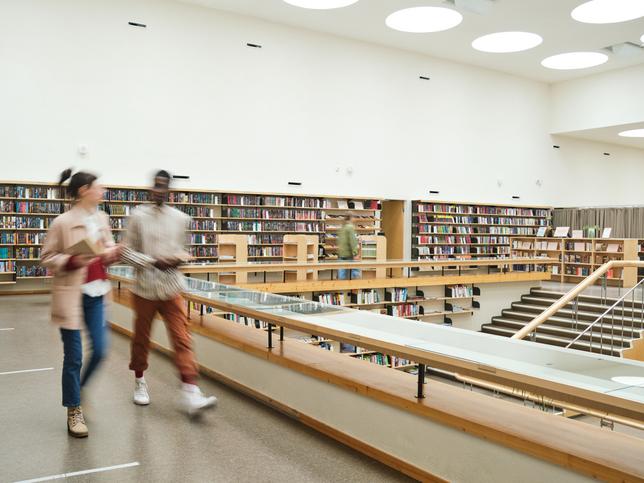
[553,207,644,238]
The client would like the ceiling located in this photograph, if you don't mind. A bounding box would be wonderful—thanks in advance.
[559,122,644,149]
[178,0,644,83]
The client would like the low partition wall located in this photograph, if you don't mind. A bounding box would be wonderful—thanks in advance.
[108,288,644,482]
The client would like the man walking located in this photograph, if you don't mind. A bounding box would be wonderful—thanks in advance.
[121,170,216,414]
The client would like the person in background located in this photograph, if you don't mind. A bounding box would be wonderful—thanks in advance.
[41,169,122,438]
[121,170,216,415]
[337,214,361,280]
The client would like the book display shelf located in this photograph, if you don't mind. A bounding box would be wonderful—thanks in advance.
[0,180,383,283]
[412,200,552,262]
[511,236,639,287]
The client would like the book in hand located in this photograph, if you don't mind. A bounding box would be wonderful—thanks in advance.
[65,238,103,256]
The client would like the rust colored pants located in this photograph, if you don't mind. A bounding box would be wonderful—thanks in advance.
[129,294,198,380]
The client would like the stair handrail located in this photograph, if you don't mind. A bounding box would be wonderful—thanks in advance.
[564,277,644,349]
[512,260,644,340]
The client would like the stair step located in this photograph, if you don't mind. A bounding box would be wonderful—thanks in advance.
[530,289,644,310]
[498,310,644,335]
[481,324,623,356]
[520,296,644,318]
[489,318,634,346]
[509,303,644,327]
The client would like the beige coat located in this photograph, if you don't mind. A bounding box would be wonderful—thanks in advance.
[41,205,114,330]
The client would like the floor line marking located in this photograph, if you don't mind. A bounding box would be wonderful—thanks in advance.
[14,461,140,483]
[0,367,54,376]
[0,327,15,331]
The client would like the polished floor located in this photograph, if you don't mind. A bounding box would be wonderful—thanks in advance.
[0,296,413,483]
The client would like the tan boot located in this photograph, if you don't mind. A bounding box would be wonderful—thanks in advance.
[67,406,88,438]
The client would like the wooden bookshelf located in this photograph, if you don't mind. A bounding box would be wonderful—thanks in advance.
[511,237,638,287]
[217,235,248,285]
[412,200,551,262]
[283,234,319,282]
[358,235,386,279]
[0,180,385,282]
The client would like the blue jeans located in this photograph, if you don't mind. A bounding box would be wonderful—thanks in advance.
[338,257,360,281]
[60,294,108,407]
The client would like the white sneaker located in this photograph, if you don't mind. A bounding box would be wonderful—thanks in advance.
[181,383,217,415]
[133,377,150,406]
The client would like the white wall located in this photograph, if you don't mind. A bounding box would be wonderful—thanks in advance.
[1,0,643,206]
[550,64,644,134]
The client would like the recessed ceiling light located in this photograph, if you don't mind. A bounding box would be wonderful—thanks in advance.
[541,51,608,70]
[283,0,359,10]
[572,0,644,24]
[472,32,543,53]
[618,128,644,137]
[386,7,463,33]
[641,33,644,43]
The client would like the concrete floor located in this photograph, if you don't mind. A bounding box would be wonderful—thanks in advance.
[0,295,413,483]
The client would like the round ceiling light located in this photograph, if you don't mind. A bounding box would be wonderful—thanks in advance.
[472,31,543,53]
[385,6,463,33]
[541,51,608,70]
[572,0,644,24]
[283,0,359,9]
[618,128,644,137]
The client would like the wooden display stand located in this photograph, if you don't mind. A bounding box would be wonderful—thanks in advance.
[511,237,638,287]
[358,235,386,279]
[217,234,248,285]
[283,234,319,282]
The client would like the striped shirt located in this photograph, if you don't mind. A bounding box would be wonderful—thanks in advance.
[121,204,190,301]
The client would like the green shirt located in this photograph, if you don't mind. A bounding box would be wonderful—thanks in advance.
[337,222,358,259]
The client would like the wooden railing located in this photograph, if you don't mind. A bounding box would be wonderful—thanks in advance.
[512,260,644,340]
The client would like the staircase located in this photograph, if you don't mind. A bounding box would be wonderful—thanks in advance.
[482,287,644,358]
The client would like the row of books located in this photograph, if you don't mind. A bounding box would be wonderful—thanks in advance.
[386,303,420,317]
[0,261,15,272]
[446,284,473,298]
[191,220,218,231]
[221,208,323,220]
[220,221,322,232]
[169,192,220,204]
[223,195,323,208]
[104,190,148,202]
[13,202,64,213]
[417,225,478,235]
[0,247,41,259]
[190,247,218,258]
[565,266,591,277]
[247,234,284,245]
[417,246,508,255]
[223,313,265,329]
[101,204,131,216]
[176,206,216,217]
[416,214,547,226]
[415,236,508,245]
[17,265,49,277]
[352,289,380,304]
[0,186,61,199]
[316,293,346,305]
[189,233,218,244]
[415,203,549,217]
[0,233,45,244]
[248,246,282,257]
[563,254,591,263]
[386,287,408,302]
[0,217,49,229]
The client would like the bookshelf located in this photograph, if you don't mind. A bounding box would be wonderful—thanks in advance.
[358,235,386,279]
[283,234,319,282]
[510,237,638,287]
[0,180,384,282]
[217,235,248,285]
[412,200,551,262]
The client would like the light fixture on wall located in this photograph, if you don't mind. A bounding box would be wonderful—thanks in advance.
[618,128,644,137]
[283,0,358,10]
[541,51,608,70]
[604,42,644,58]
[472,31,543,53]
[445,0,495,15]
[385,7,463,33]
[571,0,644,24]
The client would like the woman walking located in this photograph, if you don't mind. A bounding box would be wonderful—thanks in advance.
[42,170,121,437]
